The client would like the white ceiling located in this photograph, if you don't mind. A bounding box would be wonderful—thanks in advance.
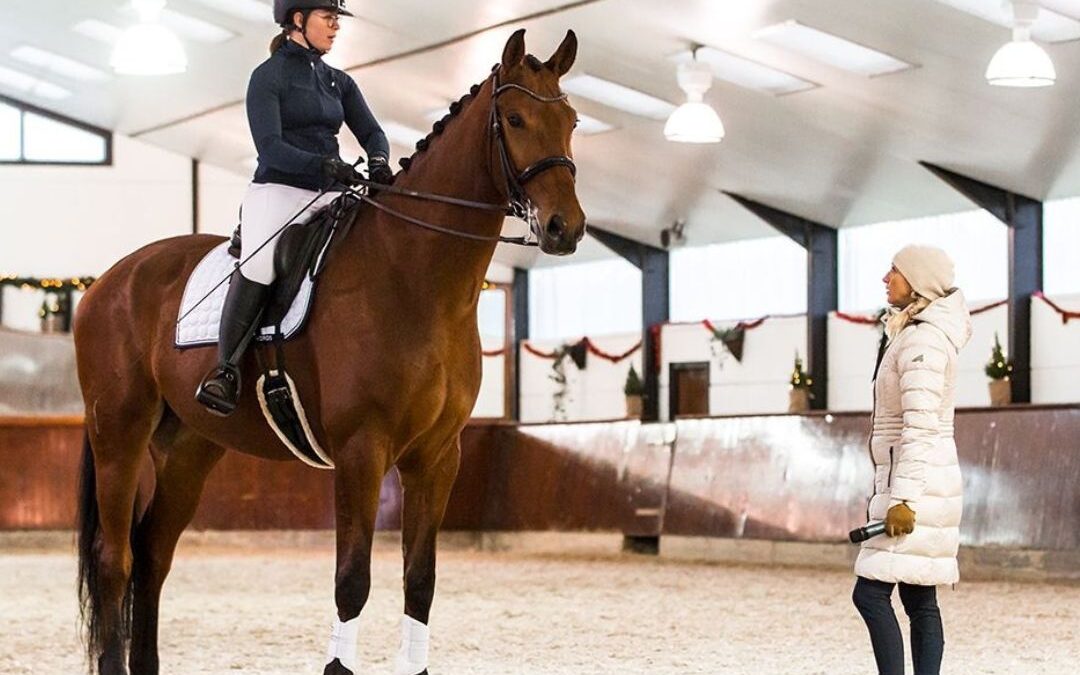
[4,0,1080,269]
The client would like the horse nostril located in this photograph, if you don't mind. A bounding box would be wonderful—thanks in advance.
[546,215,566,238]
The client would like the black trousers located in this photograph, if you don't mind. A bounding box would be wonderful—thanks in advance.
[853,576,944,675]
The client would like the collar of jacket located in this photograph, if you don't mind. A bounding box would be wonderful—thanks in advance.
[281,37,324,62]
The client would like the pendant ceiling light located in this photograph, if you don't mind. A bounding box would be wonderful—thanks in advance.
[111,0,188,75]
[664,51,725,144]
[985,0,1055,87]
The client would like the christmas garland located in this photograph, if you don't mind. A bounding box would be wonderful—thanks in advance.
[1034,291,1080,324]
[833,299,1008,325]
[0,274,95,292]
[521,337,642,363]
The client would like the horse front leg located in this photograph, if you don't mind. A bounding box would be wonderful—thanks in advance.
[324,431,391,675]
[394,439,462,675]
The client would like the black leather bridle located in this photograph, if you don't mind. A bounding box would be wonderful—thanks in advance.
[354,64,577,247]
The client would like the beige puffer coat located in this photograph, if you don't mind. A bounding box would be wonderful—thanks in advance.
[854,289,972,586]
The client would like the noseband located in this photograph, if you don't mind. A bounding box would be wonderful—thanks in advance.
[354,65,576,247]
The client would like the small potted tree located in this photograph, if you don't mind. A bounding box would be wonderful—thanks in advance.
[39,293,63,334]
[624,364,644,418]
[985,332,1013,407]
[789,352,813,413]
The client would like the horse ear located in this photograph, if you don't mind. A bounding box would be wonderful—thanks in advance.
[502,29,526,69]
[545,30,577,77]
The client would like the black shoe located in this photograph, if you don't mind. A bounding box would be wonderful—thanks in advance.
[195,271,269,416]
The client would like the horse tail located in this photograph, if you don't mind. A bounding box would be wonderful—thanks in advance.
[76,427,104,664]
[77,427,137,667]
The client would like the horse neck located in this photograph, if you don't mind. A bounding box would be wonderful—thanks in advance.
[342,78,507,315]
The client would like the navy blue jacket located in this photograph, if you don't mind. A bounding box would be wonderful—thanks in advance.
[247,39,389,190]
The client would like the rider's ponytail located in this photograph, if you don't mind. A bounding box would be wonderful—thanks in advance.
[269,28,290,54]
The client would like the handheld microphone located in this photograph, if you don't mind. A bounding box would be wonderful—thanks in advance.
[849,521,886,543]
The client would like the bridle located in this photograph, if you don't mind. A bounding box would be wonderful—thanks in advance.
[353,63,577,247]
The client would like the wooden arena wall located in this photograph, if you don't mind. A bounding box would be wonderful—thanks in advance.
[1,407,1077,551]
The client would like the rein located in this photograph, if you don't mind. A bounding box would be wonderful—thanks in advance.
[352,64,575,247]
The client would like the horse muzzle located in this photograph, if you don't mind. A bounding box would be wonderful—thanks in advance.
[538,212,585,256]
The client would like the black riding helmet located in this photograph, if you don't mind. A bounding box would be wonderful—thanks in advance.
[273,0,353,26]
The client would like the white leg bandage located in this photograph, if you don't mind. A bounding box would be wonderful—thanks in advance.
[394,615,430,675]
[326,615,361,672]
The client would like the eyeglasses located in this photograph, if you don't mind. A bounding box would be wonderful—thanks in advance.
[312,11,340,28]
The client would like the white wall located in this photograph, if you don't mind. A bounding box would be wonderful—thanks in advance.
[0,134,199,331]
[1031,292,1080,403]
[197,161,250,237]
[519,332,643,422]
[659,316,807,419]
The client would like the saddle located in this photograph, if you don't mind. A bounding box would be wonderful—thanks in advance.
[228,192,360,328]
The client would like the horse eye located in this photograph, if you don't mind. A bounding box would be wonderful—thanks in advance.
[507,113,524,128]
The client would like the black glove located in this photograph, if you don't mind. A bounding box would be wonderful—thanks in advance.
[321,156,361,186]
[368,157,394,186]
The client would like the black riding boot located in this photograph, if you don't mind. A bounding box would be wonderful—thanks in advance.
[195,270,269,416]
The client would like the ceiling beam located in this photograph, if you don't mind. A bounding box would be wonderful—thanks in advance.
[724,192,836,410]
[920,161,1042,404]
[589,225,668,421]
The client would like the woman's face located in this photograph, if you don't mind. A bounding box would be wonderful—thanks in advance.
[883,265,915,308]
[292,9,339,52]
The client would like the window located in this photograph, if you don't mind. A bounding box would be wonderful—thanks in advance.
[0,102,19,160]
[671,236,807,322]
[529,258,642,341]
[477,286,506,344]
[0,95,110,165]
[839,209,1006,311]
[1043,197,1080,295]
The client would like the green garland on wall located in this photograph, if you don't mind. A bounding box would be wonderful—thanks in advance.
[0,274,95,292]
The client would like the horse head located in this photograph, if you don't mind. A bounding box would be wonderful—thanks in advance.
[495,29,586,256]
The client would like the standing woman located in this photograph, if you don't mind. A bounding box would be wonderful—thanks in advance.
[197,0,393,415]
[853,245,972,675]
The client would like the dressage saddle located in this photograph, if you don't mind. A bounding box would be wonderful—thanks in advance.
[227,193,360,328]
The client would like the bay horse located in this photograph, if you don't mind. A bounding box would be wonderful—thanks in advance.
[73,29,584,675]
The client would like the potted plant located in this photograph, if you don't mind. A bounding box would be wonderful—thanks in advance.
[39,293,63,334]
[789,352,813,413]
[624,364,644,418]
[984,332,1013,406]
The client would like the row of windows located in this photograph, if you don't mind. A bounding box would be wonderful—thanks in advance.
[528,206,1080,341]
[0,98,110,164]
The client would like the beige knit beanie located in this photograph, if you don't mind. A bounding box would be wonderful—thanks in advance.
[892,245,955,301]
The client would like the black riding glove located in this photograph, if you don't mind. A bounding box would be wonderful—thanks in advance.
[368,157,394,187]
[322,156,361,186]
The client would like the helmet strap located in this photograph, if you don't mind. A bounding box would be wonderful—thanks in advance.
[296,9,327,56]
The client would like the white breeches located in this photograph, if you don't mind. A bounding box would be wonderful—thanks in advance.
[239,182,341,285]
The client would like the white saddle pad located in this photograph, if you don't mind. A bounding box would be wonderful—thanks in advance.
[175,242,314,348]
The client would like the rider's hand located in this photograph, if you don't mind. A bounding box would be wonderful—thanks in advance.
[368,157,394,187]
[885,501,916,537]
[321,156,362,186]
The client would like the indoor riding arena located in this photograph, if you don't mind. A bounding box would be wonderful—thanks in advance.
[2,2,1079,675]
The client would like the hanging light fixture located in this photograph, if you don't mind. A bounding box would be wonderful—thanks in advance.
[664,50,725,144]
[985,0,1055,87]
[111,0,188,75]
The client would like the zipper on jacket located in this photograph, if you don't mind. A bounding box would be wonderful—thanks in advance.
[886,446,894,488]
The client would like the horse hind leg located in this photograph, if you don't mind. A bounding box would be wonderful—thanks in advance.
[129,417,225,675]
[395,440,462,675]
[78,397,160,675]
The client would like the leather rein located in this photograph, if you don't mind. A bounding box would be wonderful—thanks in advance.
[351,64,576,247]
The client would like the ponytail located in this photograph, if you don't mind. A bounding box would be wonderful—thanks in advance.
[269,30,288,54]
